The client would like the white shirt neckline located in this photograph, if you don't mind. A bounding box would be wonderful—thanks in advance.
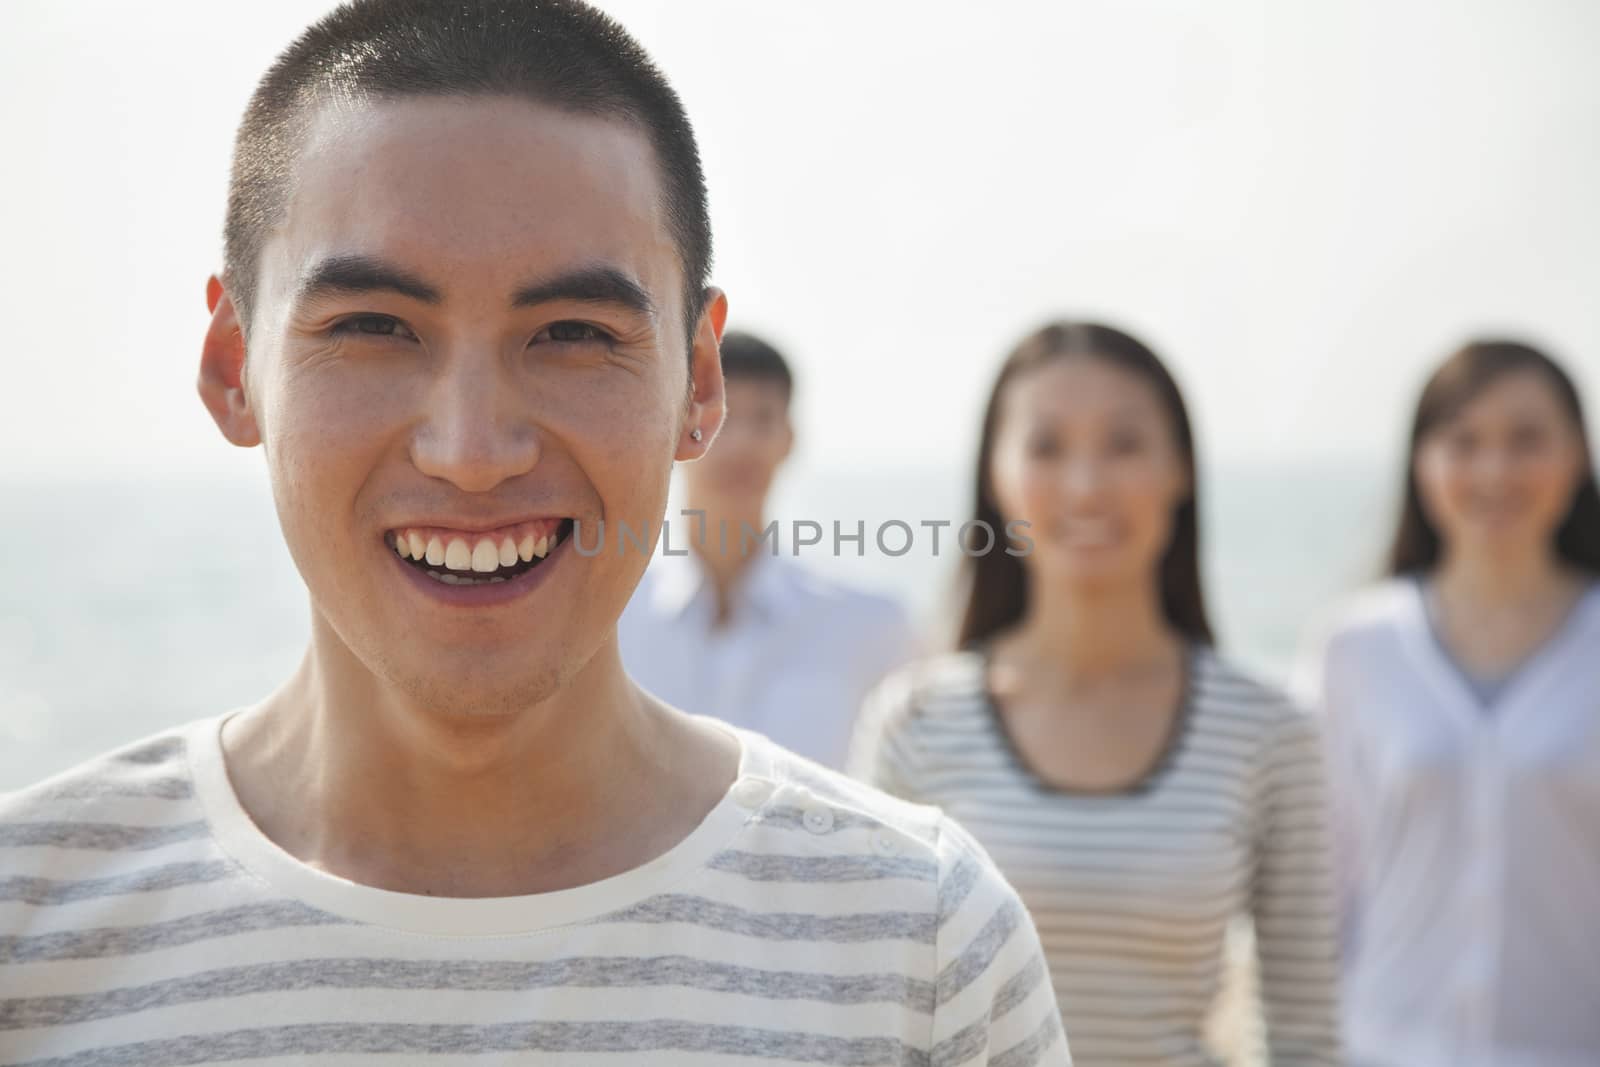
[186,710,766,938]
[1398,576,1600,731]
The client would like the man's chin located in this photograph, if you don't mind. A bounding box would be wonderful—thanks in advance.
[375,658,571,721]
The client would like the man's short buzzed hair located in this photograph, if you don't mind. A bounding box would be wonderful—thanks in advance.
[223,0,712,346]
[719,331,793,405]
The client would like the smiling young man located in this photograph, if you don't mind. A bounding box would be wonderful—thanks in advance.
[0,2,1066,1064]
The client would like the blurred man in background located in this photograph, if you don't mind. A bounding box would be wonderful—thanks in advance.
[621,331,915,769]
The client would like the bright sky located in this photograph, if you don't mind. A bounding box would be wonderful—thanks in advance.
[3,0,1597,482]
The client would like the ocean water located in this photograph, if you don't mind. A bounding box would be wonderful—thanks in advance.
[0,460,1395,791]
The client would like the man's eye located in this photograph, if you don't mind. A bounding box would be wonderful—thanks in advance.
[536,321,613,344]
[332,315,416,340]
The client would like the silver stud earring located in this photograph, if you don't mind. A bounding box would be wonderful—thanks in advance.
[691,428,703,442]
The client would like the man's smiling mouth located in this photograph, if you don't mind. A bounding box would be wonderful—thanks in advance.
[389,518,575,586]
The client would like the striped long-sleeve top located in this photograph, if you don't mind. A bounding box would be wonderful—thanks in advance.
[849,646,1340,1067]
[0,713,1068,1066]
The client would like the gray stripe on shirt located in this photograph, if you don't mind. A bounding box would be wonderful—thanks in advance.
[0,954,939,1029]
[0,822,211,851]
[114,738,185,766]
[989,1011,1066,1067]
[936,852,984,928]
[1,861,237,906]
[936,898,1023,1006]
[988,953,1048,1023]
[0,901,347,963]
[600,894,937,944]
[10,1020,932,1067]
[930,1008,1063,1067]
[708,851,937,884]
[26,778,193,802]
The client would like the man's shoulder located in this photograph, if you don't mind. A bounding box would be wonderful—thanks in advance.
[739,728,1011,893]
[0,722,218,927]
[0,722,201,827]
[748,730,940,841]
[736,734,1062,1054]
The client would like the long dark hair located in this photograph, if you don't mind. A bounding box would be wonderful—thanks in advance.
[1387,339,1600,576]
[956,321,1214,649]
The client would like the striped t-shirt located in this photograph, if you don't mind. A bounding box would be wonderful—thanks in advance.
[849,647,1340,1067]
[0,713,1068,1066]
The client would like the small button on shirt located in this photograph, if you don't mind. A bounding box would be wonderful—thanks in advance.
[619,550,916,770]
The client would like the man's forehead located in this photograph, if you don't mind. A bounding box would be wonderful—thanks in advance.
[264,95,677,305]
[299,93,653,159]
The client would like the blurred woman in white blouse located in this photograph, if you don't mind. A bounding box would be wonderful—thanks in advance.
[1297,339,1600,1067]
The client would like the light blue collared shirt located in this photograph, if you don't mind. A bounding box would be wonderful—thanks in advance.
[618,549,915,770]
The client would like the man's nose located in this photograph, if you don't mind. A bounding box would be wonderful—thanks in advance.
[409,353,541,494]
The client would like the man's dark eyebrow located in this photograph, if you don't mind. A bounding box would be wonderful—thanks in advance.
[294,255,442,305]
[512,267,656,318]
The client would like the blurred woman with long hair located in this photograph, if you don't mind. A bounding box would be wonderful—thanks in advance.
[851,321,1341,1065]
[1297,340,1600,1066]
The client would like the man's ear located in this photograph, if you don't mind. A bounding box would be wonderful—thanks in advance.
[677,286,727,461]
[778,403,796,463]
[198,275,262,448]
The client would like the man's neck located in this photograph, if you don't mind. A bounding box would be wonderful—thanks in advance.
[689,500,767,627]
[221,621,739,898]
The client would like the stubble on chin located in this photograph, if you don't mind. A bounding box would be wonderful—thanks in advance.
[365,646,575,722]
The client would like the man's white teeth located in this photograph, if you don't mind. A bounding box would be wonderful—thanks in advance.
[394,525,565,578]
[471,539,500,573]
